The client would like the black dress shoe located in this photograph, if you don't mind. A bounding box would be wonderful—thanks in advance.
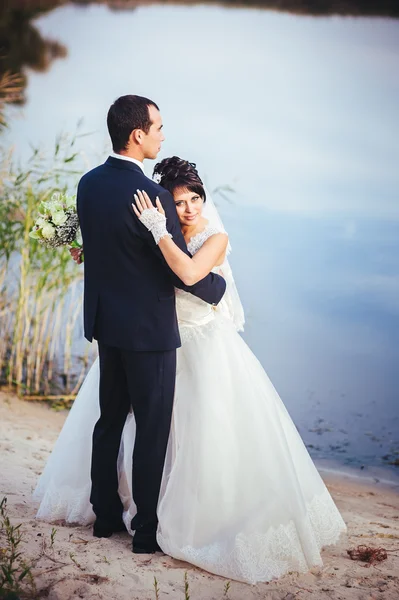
[93,519,127,538]
[132,540,162,554]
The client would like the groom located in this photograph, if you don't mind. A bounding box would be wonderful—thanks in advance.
[76,95,226,554]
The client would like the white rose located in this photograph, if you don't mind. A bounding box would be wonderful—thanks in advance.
[40,200,58,215]
[41,223,56,239]
[52,210,68,226]
[35,217,47,228]
[48,201,60,213]
[65,195,76,210]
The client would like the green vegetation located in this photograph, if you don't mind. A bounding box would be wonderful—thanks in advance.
[0,498,35,599]
[0,134,92,397]
[0,3,67,110]
[152,572,232,599]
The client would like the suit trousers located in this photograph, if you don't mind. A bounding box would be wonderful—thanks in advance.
[90,342,176,541]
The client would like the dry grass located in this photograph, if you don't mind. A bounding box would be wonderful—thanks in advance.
[0,71,24,129]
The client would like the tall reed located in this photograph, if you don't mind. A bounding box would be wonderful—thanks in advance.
[0,134,96,397]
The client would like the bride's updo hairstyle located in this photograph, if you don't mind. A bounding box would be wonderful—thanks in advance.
[153,156,206,202]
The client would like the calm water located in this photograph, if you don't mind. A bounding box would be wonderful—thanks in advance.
[5,4,399,480]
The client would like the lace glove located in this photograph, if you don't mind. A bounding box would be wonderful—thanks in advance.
[138,207,172,245]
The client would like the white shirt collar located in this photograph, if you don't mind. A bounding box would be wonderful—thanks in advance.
[110,152,145,173]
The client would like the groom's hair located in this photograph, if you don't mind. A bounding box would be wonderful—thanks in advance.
[107,95,160,152]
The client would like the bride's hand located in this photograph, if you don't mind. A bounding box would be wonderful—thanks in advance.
[132,190,165,218]
[132,190,171,245]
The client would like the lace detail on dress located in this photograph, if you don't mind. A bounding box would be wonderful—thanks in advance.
[187,224,225,256]
[34,482,94,525]
[158,487,346,585]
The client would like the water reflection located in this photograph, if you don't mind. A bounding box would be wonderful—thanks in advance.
[223,206,399,474]
[3,3,399,477]
[0,4,67,104]
[1,0,398,103]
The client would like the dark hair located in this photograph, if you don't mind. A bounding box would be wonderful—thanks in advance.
[153,156,206,202]
[107,95,160,152]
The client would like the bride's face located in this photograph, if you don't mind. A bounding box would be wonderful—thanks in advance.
[173,187,204,227]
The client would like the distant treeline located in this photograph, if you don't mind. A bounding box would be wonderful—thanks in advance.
[3,0,399,16]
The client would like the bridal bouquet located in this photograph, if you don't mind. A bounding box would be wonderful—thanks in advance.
[29,192,82,251]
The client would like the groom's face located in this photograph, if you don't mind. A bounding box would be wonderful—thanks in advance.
[141,105,165,160]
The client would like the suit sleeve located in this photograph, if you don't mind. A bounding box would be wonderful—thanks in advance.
[136,188,226,306]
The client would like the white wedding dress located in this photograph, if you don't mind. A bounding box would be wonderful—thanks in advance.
[34,224,346,584]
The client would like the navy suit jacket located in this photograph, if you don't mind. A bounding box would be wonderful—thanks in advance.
[77,156,226,351]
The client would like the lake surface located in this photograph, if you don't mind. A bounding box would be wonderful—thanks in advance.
[4,4,399,480]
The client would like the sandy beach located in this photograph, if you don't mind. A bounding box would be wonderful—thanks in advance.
[1,390,398,600]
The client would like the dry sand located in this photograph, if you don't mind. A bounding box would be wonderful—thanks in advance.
[1,390,399,600]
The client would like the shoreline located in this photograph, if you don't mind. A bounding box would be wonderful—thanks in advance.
[1,391,399,599]
[316,460,399,490]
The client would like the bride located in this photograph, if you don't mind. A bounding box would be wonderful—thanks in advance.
[34,157,346,584]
